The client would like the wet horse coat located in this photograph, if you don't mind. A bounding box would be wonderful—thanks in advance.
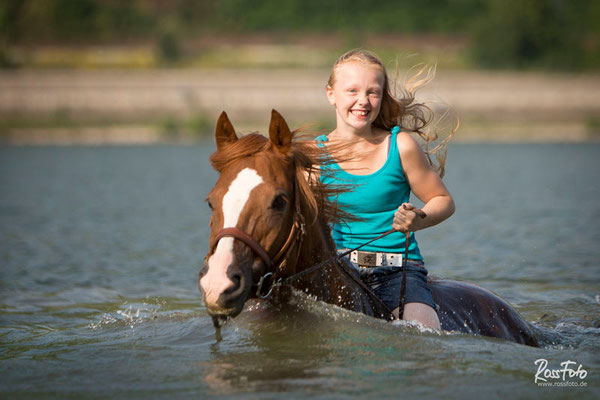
[199,110,538,347]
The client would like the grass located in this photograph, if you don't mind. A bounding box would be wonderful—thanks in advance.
[0,110,215,143]
[158,112,213,141]
[4,34,470,70]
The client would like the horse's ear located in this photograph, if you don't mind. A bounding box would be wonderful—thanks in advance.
[268,109,292,155]
[215,111,237,150]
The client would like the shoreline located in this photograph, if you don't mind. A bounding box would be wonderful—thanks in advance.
[1,68,599,145]
[2,122,598,145]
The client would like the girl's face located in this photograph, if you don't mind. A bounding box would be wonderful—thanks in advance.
[326,61,385,132]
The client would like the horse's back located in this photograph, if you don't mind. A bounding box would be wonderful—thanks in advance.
[429,277,538,347]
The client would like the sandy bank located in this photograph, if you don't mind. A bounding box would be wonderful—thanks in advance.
[1,69,599,143]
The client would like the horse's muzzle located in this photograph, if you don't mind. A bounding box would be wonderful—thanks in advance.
[198,258,253,319]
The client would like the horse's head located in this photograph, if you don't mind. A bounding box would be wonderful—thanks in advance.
[199,110,312,320]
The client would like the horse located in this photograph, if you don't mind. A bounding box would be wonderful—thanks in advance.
[198,110,539,347]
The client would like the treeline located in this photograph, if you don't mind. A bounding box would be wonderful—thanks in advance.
[1,0,599,70]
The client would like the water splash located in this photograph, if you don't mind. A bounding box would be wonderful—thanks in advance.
[88,298,164,331]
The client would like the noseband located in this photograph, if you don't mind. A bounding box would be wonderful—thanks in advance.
[209,179,306,297]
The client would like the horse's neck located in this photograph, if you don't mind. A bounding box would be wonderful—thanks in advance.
[298,217,337,267]
[290,216,391,320]
[293,217,351,300]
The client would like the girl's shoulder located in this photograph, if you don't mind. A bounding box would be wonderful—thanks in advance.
[396,130,423,156]
[396,130,430,173]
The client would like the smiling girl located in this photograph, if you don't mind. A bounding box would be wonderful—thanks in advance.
[316,49,455,329]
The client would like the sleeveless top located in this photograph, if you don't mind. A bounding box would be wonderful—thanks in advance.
[316,130,423,260]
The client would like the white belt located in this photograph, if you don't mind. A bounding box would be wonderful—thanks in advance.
[342,249,404,267]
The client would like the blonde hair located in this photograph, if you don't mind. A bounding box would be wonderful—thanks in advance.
[327,49,455,177]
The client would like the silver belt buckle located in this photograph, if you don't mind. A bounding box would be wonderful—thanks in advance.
[350,250,374,265]
[357,251,377,266]
[350,250,402,267]
[385,253,403,266]
[350,250,403,267]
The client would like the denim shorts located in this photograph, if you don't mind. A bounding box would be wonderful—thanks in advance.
[341,255,439,313]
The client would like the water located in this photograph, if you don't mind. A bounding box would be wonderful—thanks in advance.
[1,143,599,399]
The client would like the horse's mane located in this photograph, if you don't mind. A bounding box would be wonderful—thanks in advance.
[210,131,353,227]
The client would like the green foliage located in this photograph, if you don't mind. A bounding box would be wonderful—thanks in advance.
[0,48,15,68]
[158,113,212,142]
[0,0,26,44]
[156,31,181,64]
[186,112,211,137]
[3,0,599,70]
[159,117,180,141]
[586,116,600,132]
[469,0,599,70]
[207,0,482,33]
[1,0,486,41]
[8,0,155,43]
[50,0,99,39]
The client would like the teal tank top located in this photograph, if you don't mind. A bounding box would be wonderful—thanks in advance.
[316,130,423,260]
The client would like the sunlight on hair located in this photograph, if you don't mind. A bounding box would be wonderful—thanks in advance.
[391,59,458,178]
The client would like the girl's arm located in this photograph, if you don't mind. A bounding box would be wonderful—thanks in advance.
[392,132,455,233]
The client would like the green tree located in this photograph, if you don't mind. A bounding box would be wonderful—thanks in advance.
[51,0,99,40]
[469,0,596,70]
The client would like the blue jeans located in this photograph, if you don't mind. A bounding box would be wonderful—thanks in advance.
[341,256,439,313]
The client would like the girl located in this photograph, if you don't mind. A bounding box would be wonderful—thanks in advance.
[316,49,455,329]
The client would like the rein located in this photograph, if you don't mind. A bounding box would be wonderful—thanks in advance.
[264,228,410,321]
[277,228,397,286]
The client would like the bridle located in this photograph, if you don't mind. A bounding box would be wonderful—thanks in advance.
[208,178,306,298]
[207,172,416,323]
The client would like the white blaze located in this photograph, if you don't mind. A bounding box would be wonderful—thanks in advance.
[201,168,263,307]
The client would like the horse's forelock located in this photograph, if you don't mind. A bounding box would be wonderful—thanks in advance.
[209,133,269,172]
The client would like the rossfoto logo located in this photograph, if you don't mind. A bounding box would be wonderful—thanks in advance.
[535,359,588,387]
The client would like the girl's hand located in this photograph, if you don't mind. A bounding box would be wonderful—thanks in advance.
[392,203,427,233]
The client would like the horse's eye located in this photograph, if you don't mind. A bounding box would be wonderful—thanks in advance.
[207,200,213,210]
[270,194,288,212]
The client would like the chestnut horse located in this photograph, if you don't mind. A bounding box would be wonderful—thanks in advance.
[198,110,538,347]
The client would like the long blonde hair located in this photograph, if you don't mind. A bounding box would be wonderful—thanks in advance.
[327,49,455,177]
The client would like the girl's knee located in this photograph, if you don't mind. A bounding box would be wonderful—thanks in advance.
[402,302,441,330]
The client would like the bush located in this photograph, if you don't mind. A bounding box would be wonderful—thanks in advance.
[186,113,211,138]
[156,31,181,64]
[469,0,596,70]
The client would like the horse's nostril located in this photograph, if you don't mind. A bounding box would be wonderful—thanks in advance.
[225,271,242,294]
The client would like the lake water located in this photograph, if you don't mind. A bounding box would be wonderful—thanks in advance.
[1,143,599,399]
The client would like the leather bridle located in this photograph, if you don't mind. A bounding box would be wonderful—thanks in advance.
[206,172,407,322]
[208,178,306,298]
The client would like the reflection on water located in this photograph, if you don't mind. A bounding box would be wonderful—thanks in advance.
[1,143,599,398]
[203,298,336,393]
[202,294,449,395]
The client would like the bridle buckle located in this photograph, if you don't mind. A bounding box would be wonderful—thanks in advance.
[256,272,276,298]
